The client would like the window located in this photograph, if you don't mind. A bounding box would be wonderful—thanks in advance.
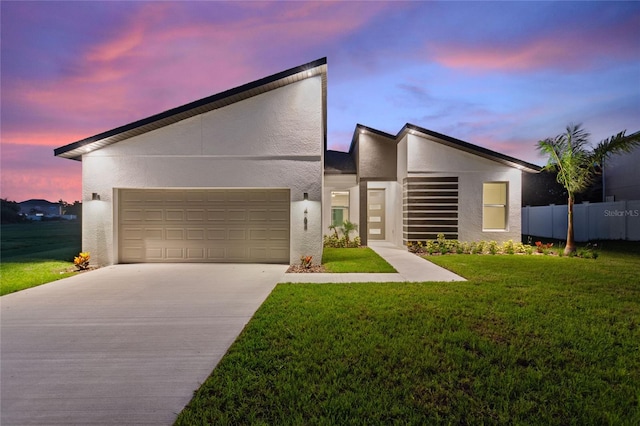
[331,191,350,227]
[483,182,507,230]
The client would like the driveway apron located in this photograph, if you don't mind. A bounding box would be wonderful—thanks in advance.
[1,263,287,425]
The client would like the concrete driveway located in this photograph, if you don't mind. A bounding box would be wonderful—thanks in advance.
[1,263,288,425]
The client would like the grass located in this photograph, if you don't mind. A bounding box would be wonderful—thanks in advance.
[1,221,81,296]
[175,242,640,425]
[322,247,396,273]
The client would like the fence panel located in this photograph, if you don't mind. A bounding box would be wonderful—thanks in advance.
[522,200,640,241]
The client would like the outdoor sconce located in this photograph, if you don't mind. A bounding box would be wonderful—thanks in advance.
[303,192,308,231]
[92,193,100,201]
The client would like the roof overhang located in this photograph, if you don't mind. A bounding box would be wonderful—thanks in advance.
[55,58,327,160]
[348,122,541,173]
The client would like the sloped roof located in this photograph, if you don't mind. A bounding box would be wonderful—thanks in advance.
[55,58,327,160]
[324,150,356,174]
[346,123,541,173]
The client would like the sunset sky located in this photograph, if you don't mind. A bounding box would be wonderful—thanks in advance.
[2,1,639,203]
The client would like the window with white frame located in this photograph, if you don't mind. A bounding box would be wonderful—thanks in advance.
[483,182,508,230]
[331,191,350,227]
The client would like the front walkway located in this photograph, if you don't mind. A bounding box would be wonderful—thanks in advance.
[282,242,466,283]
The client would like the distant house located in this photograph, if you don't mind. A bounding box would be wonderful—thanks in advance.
[604,137,640,201]
[55,58,539,267]
[18,199,61,218]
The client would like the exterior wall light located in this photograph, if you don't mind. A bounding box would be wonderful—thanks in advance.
[303,192,309,231]
[92,193,100,201]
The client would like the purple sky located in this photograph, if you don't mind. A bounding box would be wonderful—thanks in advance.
[2,1,639,202]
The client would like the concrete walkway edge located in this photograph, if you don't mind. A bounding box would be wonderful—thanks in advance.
[281,242,466,283]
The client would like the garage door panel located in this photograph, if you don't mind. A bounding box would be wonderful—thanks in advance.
[187,229,205,240]
[144,228,164,240]
[146,248,164,260]
[270,229,289,240]
[122,209,144,221]
[119,189,290,263]
[207,229,226,240]
[227,247,247,259]
[187,248,205,259]
[186,209,205,221]
[269,190,289,202]
[165,210,184,221]
[166,229,184,240]
[228,209,247,221]
[144,210,163,221]
[228,229,246,240]
[228,191,247,202]
[165,248,185,260]
[121,228,143,240]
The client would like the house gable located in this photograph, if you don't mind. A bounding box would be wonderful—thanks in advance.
[55,58,327,160]
[55,59,327,267]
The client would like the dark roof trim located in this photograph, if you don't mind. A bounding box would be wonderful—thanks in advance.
[55,58,327,160]
[348,124,395,152]
[400,123,541,172]
[347,122,541,173]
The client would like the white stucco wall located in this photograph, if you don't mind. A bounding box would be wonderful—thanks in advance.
[323,174,359,237]
[82,77,323,266]
[403,134,522,243]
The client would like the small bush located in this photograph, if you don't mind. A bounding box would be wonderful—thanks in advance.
[502,240,515,255]
[487,241,499,255]
[74,252,90,271]
[300,255,313,269]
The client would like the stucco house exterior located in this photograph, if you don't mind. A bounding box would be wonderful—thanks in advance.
[324,124,540,247]
[55,58,539,266]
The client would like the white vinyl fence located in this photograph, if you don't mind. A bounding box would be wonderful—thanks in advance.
[522,200,640,241]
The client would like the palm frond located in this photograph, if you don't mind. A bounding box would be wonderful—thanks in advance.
[591,130,640,166]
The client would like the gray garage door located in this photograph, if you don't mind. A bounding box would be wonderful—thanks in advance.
[118,189,290,263]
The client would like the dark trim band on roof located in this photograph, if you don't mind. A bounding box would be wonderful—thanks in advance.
[348,122,541,173]
[55,58,327,160]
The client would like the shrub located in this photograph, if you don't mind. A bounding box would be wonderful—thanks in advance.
[407,241,424,254]
[502,240,515,255]
[300,255,313,269]
[323,222,361,248]
[74,252,90,271]
[487,241,499,255]
[425,240,437,255]
[535,241,554,253]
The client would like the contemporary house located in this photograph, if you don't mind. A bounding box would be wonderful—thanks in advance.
[324,124,540,247]
[55,58,539,266]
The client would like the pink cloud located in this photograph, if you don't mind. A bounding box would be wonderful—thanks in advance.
[429,13,640,72]
[6,1,393,144]
[1,144,81,202]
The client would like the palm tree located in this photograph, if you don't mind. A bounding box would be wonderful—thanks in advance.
[339,220,359,246]
[537,124,640,254]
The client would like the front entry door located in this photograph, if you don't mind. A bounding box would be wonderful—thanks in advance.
[367,189,386,240]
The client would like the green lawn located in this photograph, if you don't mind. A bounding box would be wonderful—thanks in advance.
[322,247,396,273]
[1,221,81,296]
[175,243,640,425]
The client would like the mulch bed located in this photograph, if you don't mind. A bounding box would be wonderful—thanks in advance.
[286,264,327,273]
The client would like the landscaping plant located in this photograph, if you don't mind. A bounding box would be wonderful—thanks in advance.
[537,125,640,254]
[74,252,91,270]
